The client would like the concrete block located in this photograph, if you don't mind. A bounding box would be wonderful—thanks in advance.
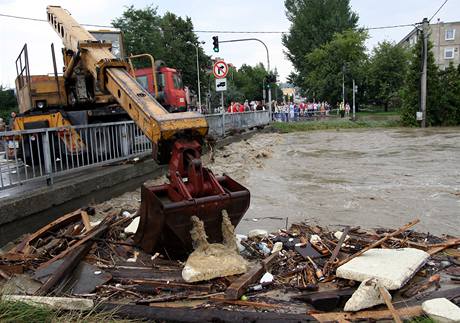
[344,278,389,312]
[1,295,94,311]
[336,248,429,290]
[422,298,460,323]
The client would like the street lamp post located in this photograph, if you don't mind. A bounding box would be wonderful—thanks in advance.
[188,41,205,110]
[219,38,272,120]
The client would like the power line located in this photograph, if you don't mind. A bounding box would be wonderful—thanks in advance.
[429,0,449,22]
[0,13,113,28]
[1,12,417,34]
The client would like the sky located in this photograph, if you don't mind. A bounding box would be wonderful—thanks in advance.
[0,0,458,87]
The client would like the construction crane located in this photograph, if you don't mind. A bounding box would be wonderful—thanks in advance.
[15,6,250,258]
[45,6,209,163]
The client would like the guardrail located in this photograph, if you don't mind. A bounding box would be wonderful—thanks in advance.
[0,111,270,190]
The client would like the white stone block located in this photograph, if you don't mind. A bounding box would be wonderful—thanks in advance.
[344,278,390,312]
[336,248,429,290]
[422,298,460,323]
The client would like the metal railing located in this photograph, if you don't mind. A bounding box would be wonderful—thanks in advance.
[206,110,270,137]
[0,121,152,190]
[0,111,270,190]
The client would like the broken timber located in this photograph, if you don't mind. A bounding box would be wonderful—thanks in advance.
[224,251,279,300]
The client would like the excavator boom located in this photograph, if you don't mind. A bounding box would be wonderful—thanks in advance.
[46,6,207,159]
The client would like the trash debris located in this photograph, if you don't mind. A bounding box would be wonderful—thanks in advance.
[248,229,268,239]
[422,298,460,323]
[260,272,274,284]
[0,211,458,322]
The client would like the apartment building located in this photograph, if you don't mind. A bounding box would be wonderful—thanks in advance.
[400,21,460,69]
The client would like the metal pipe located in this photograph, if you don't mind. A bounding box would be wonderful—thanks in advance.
[63,50,80,80]
[128,53,158,99]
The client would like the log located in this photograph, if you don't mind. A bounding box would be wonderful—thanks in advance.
[337,219,420,267]
[98,303,314,322]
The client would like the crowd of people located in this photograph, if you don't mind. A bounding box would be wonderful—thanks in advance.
[190,99,352,120]
[226,100,267,113]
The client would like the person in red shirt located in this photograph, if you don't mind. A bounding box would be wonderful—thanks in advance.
[232,103,238,113]
[238,102,245,113]
[228,102,235,113]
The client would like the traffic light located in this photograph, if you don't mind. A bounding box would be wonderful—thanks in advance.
[212,36,219,53]
[265,73,277,84]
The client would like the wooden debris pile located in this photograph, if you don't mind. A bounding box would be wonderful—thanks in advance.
[0,210,459,322]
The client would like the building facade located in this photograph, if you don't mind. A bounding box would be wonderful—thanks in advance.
[400,21,460,69]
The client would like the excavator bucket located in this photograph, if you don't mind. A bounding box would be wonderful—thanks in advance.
[134,139,250,259]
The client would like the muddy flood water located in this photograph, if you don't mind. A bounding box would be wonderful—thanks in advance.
[97,128,459,237]
[219,128,460,236]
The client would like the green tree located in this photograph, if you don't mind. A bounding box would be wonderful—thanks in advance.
[112,5,211,93]
[302,30,368,104]
[0,85,18,122]
[401,38,441,126]
[367,41,409,111]
[437,64,460,125]
[282,0,359,87]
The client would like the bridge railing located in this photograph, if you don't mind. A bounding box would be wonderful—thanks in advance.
[0,111,270,190]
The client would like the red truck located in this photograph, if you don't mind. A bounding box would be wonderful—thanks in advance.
[134,63,188,112]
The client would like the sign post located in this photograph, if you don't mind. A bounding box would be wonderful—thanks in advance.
[213,60,228,79]
[213,60,228,136]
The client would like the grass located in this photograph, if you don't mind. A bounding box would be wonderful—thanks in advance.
[0,298,137,323]
[356,110,401,116]
[408,316,435,323]
[272,118,402,133]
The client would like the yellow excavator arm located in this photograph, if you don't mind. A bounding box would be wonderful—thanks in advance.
[46,6,207,160]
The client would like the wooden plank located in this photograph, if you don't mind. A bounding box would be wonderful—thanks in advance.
[81,210,92,232]
[312,305,423,322]
[35,242,94,295]
[12,209,82,254]
[323,226,350,276]
[129,279,212,292]
[379,286,402,323]
[225,251,279,300]
[37,213,115,270]
[210,297,285,309]
[428,238,460,255]
[337,219,420,267]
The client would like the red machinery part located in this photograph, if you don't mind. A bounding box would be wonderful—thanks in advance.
[134,139,250,259]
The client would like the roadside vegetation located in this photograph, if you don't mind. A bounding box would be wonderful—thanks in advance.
[272,118,401,133]
[0,298,134,323]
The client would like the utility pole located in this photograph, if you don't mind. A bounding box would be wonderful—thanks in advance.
[187,41,205,110]
[342,64,346,108]
[352,79,356,121]
[420,18,429,128]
